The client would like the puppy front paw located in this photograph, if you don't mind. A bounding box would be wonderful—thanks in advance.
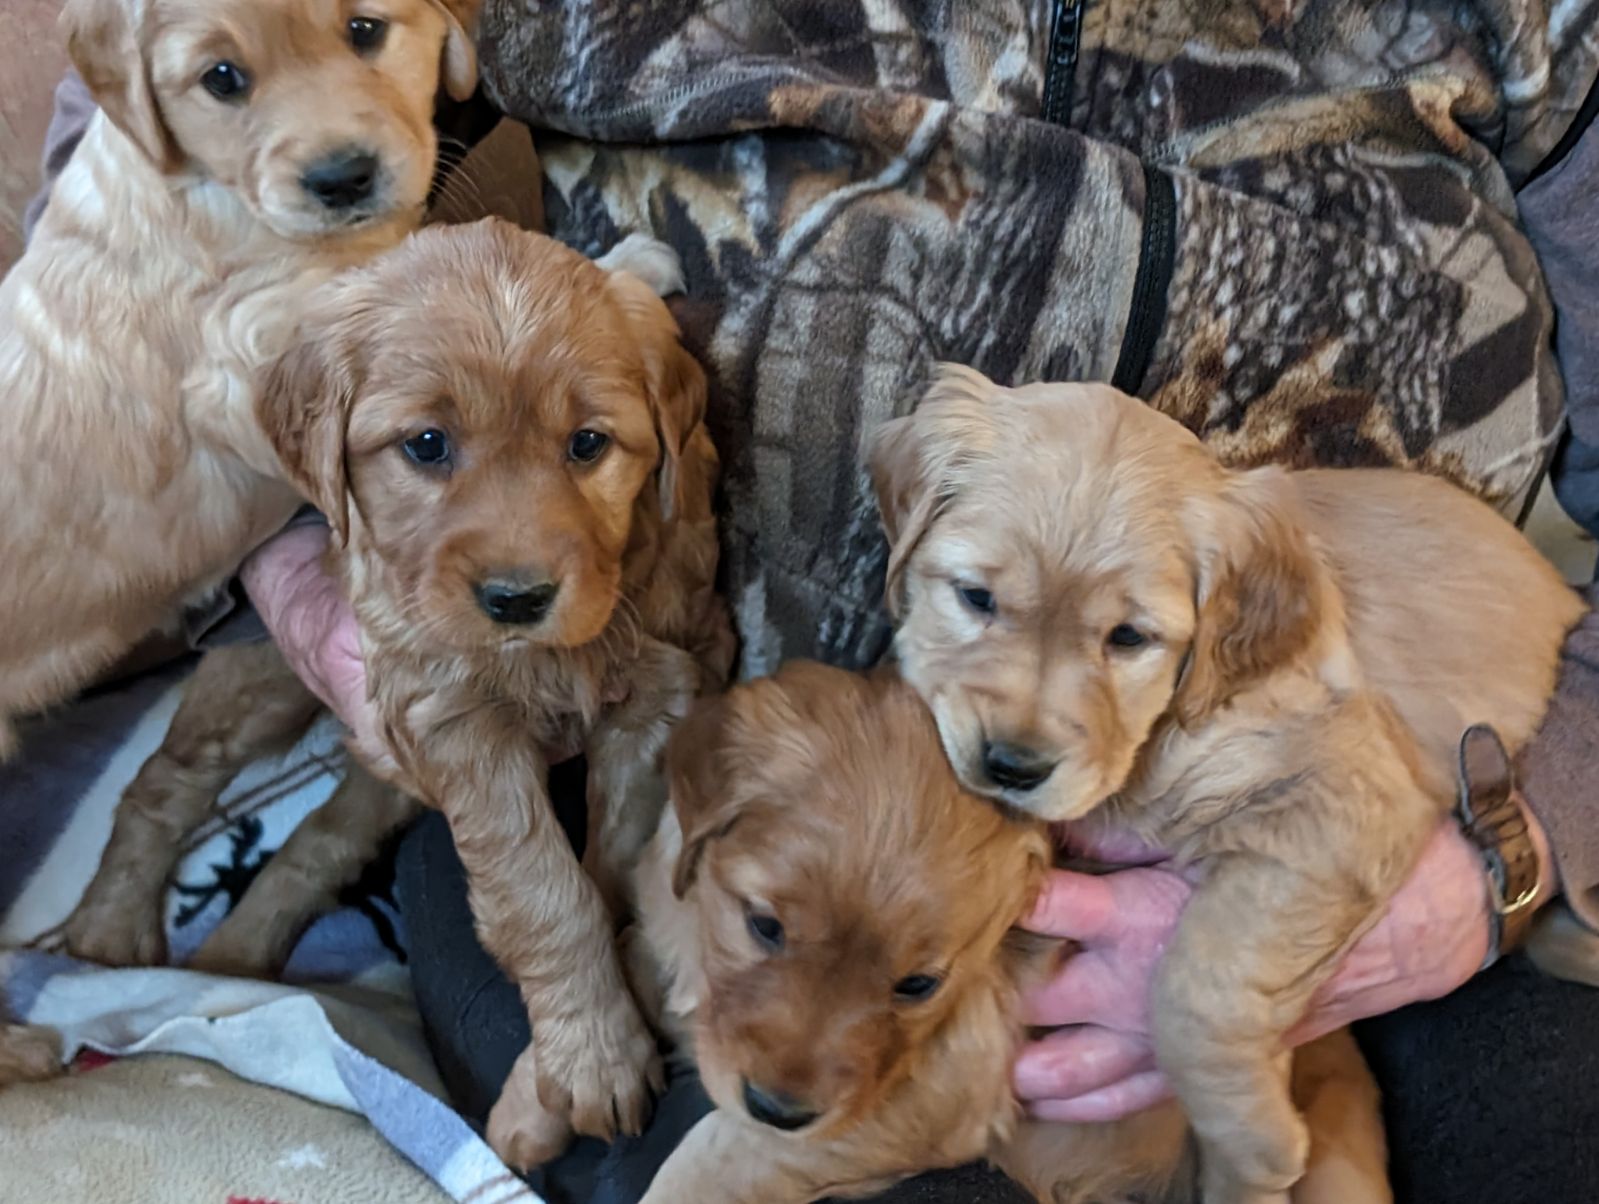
[0,1024,63,1087]
[534,998,662,1141]
[62,896,167,968]
[487,1048,576,1171]
[1199,1111,1309,1202]
[595,234,683,298]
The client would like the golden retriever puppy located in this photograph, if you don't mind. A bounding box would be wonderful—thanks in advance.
[62,227,698,975]
[65,220,732,1156]
[0,0,478,764]
[868,366,1583,1202]
[0,0,478,1088]
[623,663,1388,1204]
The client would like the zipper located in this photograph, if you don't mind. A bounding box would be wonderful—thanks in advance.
[1039,1,1173,393]
[1041,0,1085,126]
[1111,164,1177,395]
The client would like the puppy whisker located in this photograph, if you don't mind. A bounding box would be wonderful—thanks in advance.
[430,157,492,221]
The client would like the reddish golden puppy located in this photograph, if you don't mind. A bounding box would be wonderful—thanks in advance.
[626,663,1388,1204]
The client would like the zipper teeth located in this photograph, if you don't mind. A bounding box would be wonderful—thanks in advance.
[1041,0,1085,126]
[1039,2,1174,394]
[1112,165,1178,396]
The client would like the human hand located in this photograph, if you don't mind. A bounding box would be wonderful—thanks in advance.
[239,523,383,763]
[1012,814,1551,1122]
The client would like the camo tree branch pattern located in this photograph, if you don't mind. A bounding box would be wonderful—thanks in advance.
[477,0,1598,671]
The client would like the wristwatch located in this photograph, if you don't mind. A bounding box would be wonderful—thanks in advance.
[1455,725,1543,964]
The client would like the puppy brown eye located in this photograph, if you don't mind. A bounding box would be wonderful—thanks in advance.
[403,429,451,467]
[956,584,996,615]
[747,912,784,952]
[568,429,610,464]
[893,973,942,1002]
[201,61,251,102]
[349,16,388,52]
[1107,623,1148,649]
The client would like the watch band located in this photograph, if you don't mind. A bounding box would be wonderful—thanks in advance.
[1455,725,1542,963]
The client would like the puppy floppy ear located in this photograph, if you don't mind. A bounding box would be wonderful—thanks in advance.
[649,342,710,523]
[994,827,1060,989]
[667,668,826,896]
[999,928,1071,995]
[62,0,181,171]
[1174,468,1325,728]
[426,0,481,102]
[607,264,708,523]
[256,286,371,545]
[867,363,1000,616]
[665,693,740,897]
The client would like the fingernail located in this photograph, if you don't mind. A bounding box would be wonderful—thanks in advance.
[1012,1052,1060,1100]
[1012,1053,1044,1099]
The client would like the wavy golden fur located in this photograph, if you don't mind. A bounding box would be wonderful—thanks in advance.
[321,224,732,1162]
[869,365,1581,1200]
[60,221,733,1160]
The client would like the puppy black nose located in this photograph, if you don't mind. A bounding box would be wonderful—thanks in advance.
[301,149,380,209]
[474,578,558,626]
[982,741,1057,792]
[742,1080,818,1131]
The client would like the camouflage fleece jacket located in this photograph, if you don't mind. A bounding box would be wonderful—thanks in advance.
[478,0,1596,669]
[471,1,1599,930]
[28,6,1599,933]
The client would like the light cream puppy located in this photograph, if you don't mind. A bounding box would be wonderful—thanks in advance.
[0,0,476,1087]
[0,0,478,762]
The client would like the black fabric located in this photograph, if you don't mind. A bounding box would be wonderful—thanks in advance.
[1552,425,1599,560]
[430,85,506,202]
[398,788,1599,1204]
[1353,955,1599,1204]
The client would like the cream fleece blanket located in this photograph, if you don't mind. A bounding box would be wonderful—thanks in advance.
[0,1054,448,1204]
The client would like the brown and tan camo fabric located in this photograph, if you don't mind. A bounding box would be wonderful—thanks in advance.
[476,0,1599,672]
